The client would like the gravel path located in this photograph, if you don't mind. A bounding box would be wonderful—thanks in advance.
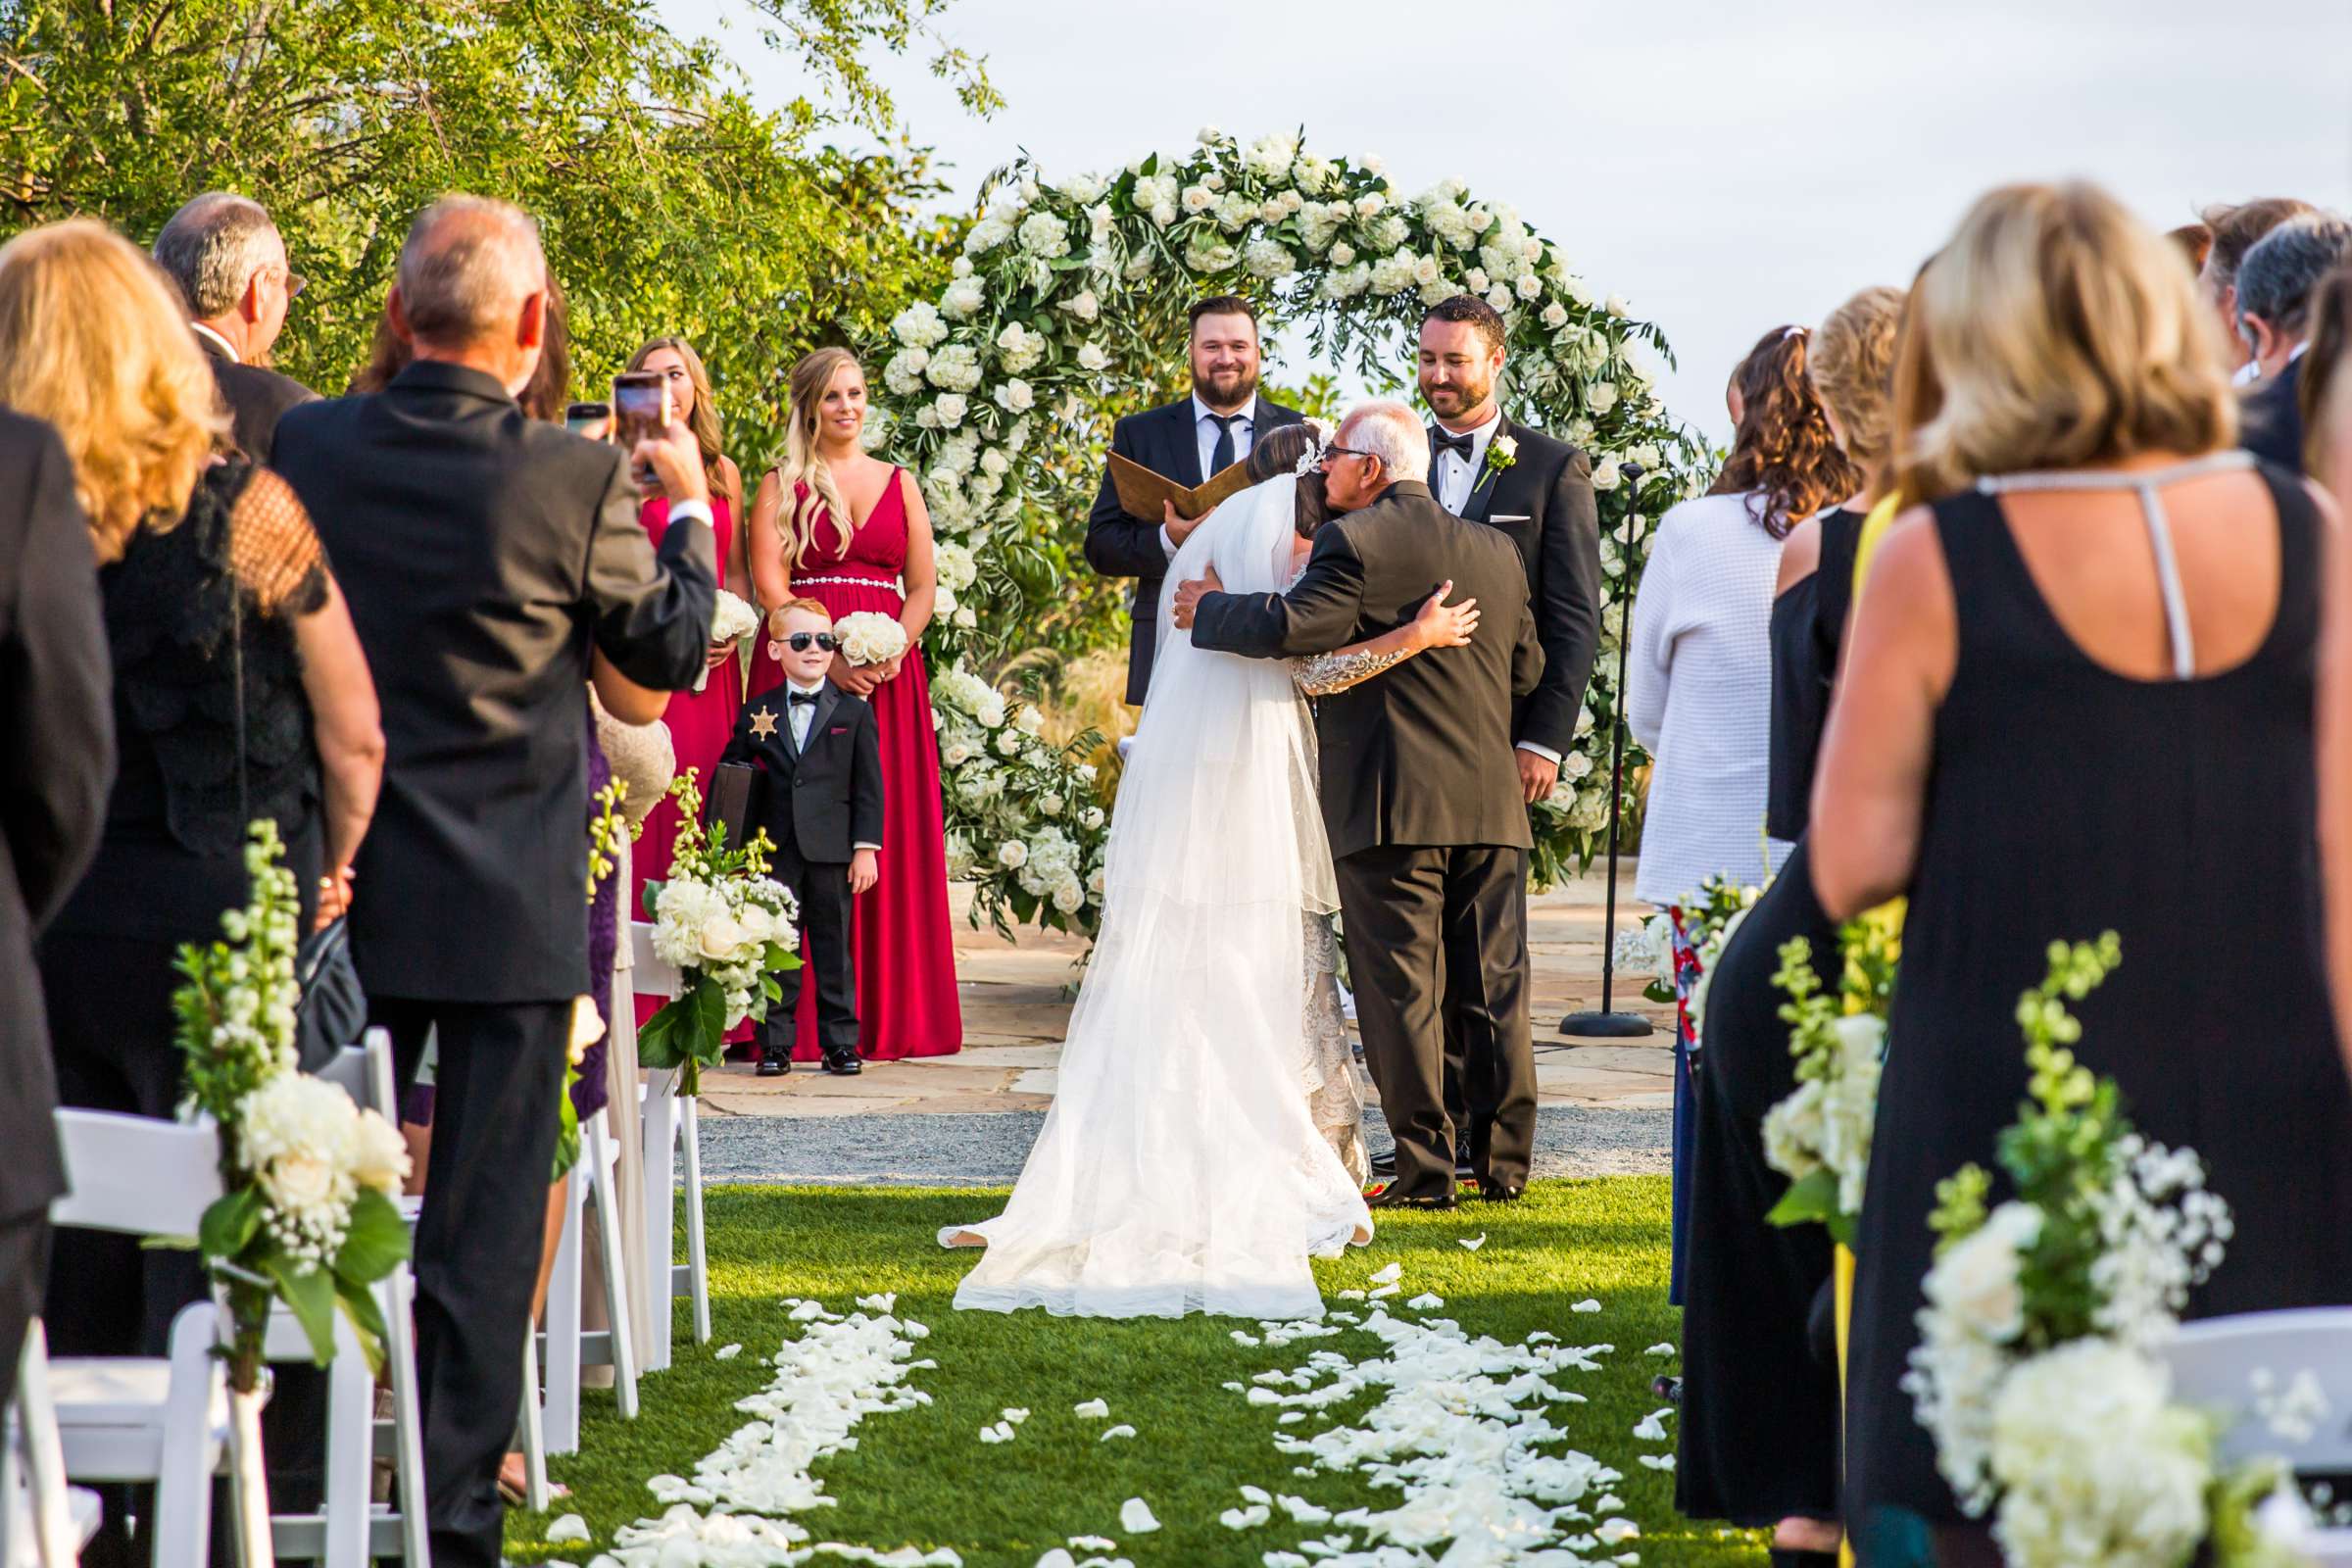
[697,1104,1671,1187]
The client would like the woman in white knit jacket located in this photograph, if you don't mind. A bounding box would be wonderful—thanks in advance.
[1623,322,1862,1315]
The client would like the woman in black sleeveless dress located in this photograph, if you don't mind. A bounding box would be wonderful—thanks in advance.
[1677,287,1905,1560]
[1811,185,2352,1566]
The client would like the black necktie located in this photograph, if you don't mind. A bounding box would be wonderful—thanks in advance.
[788,689,820,707]
[1206,413,1242,475]
[1432,428,1475,464]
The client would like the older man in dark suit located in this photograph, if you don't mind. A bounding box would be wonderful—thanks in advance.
[1083,295,1303,705]
[152,193,317,463]
[2234,212,2352,474]
[272,194,714,1568]
[0,408,114,1414]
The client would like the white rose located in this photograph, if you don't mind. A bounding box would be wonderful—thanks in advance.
[264,1151,340,1218]
[1927,1202,2042,1344]
[1076,342,1110,372]
[1329,240,1356,268]
[1354,193,1386,219]
[1038,794,1063,816]
[998,841,1028,869]
[1589,381,1619,415]
[943,741,973,766]
[349,1109,411,1195]
[996,730,1021,756]
[1517,271,1544,300]
[1606,293,1630,317]
[1196,123,1221,145]
[736,902,777,948]
[994,379,1035,414]
[942,277,985,318]
[1181,183,1216,214]
[1080,807,1105,831]
[934,392,967,428]
[955,606,977,628]
[1591,457,1622,491]
[1563,750,1593,779]
[1052,880,1085,914]
[1062,289,1100,321]
[697,912,745,962]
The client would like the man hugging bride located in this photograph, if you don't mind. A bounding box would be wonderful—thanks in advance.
[942,401,1544,1319]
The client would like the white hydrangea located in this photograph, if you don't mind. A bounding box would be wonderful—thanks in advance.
[882,347,929,396]
[1213,191,1254,232]
[1054,170,1107,205]
[941,275,985,319]
[994,321,1045,373]
[1245,131,1298,176]
[889,300,948,349]
[925,344,982,393]
[1017,212,1070,259]
[1243,238,1297,279]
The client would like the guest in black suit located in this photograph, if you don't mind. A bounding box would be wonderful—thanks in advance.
[1178,400,1544,1206]
[271,194,715,1568]
[1084,294,1302,705]
[720,598,884,1078]
[2234,212,2352,474]
[152,193,317,462]
[0,408,113,1418]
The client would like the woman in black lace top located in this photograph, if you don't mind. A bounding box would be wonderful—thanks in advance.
[0,220,382,1550]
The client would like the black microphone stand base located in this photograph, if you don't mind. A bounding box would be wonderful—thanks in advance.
[1557,1009,1654,1040]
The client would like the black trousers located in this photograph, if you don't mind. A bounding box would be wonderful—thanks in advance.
[375,997,569,1568]
[1335,845,1538,1200]
[40,930,325,1568]
[0,1208,47,1416]
[760,839,858,1061]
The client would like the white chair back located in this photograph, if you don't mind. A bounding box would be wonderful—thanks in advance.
[631,922,680,999]
[313,1047,370,1107]
[2161,1308,2352,1471]
[48,1112,222,1239]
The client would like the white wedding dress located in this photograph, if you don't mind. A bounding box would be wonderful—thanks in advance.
[940,476,1372,1318]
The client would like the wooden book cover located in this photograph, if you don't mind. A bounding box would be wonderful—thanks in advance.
[1107,451,1256,521]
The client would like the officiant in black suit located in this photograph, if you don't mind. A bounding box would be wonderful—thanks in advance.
[1084,294,1303,705]
[0,409,113,1416]
[1176,400,1544,1207]
[272,195,715,1568]
[152,193,317,463]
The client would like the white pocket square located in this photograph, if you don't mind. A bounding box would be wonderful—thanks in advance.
[1491,513,1533,523]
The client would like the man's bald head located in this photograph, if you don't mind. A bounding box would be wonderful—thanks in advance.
[395,195,545,349]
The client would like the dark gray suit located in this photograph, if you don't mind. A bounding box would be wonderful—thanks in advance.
[0,408,113,1416]
[1192,479,1544,1200]
[2240,366,2306,475]
[1085,394,1303,705]
[272,358,713,1568]
[193,331,316,464]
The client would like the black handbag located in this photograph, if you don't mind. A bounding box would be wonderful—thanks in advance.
[233,588,367,1072]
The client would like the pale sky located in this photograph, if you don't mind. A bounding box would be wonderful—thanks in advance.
[662,0,2352,445]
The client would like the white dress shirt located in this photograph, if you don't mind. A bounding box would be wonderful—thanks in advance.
[1429,407,1501,514]
[782,677,879,852]
[1158,395,1259,560]
[189,320,240,363]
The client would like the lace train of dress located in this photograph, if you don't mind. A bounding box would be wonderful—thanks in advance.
[939,477,1371,1318]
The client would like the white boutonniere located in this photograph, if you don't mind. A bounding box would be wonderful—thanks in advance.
[1480,432,1519,484]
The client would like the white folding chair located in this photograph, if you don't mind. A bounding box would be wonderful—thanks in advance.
[2163,1307,2352,1562]
[538,1105,640,1454]
[270,1033,429,1568]
[632,921,710,1373]
[4,1319,99,1568]
[43,1110,253,1568]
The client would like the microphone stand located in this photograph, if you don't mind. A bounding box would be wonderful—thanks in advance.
[1559,462,1653,1040]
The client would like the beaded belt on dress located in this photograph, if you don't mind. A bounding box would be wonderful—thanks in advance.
[794,573,903,597]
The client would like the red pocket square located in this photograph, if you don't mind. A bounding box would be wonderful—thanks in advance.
[829,725,848,734]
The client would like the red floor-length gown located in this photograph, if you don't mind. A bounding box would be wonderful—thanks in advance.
[633,495,747,1031]
[747,468,963,1059]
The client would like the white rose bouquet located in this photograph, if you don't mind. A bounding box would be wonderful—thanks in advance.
[1905,934,2301,1568]
[174,822,413,1391]
[1761,902,1900,1246]
[702,589,761,693]
[637,768,802,1096]
[833,611,909,669]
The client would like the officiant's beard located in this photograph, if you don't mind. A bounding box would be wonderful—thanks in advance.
[1421,366,1494,424]
[1194,364,1258,411]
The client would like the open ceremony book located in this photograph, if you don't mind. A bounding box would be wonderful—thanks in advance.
[1107,451,1256,521]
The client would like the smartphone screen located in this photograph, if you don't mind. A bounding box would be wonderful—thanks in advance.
[564,401,612,436]
[612,372,669,452]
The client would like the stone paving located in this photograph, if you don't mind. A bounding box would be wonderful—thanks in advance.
[694,864,1676,1123]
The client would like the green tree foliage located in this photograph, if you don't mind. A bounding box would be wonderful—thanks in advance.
[0,0,990,454]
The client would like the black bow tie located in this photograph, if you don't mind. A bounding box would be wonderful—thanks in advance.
[788,689,821,708]
[1432,429,1475,463]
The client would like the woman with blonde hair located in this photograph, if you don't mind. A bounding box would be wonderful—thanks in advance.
[1,218,382,1555]
[1813,183,2352,1559]
[742,347,959,1064]
[1675,283,1908,1565]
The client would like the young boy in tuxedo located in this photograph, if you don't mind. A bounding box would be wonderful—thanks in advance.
[717,598,882,1077]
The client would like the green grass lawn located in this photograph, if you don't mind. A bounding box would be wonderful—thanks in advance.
[505,1175,1764,1566]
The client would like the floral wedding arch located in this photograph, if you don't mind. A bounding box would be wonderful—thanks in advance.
[870,127,1708,939]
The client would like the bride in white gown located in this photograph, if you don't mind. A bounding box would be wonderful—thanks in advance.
[940,428,1479,1318]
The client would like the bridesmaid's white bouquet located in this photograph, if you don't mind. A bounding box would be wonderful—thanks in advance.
[702,589,760,692]
[1905,934,2304,1568]
[833,611,908,668]
[1761,903,1898,1246]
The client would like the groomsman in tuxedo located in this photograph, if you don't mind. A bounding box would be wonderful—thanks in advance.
[0,410,113,1415]
[1395,294,1602,1180]
[1084,294,1304,705]
[272,196,714,1568]
[152,193,317,463]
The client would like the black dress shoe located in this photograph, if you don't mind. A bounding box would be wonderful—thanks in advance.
[1454,1137,1475,1182]
[1365,1185,1456,1211]
[1478,1182,1525,1203]
[756,1055,788,1077]
[821,1052,863,1076]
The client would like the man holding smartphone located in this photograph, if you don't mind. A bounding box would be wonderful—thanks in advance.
[272,194,715,1568]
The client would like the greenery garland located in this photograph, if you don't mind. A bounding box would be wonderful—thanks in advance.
[867,126,1709,937]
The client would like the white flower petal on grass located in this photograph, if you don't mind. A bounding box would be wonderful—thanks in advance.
[1639,1454,1677,1471]
[1220,1505,1271,1529]
[979,1422,1014,1444]
[857,1293,898,1314]
[1232,1330,1261,1346]
[1118,1498,1160,1534]
[1067,1538,1116,1552]
[1034,1551,1076,1568]
[1405,1294,1444,1310]
[1368,1284,1401,1299]
[1596,1518,1642,1544]
[1369,1263,1402,1286]
[547,1513,591,1543]
[1239,1485,1272,1503]
[1074,1398,1110,1418]
[1459,1234,1487,1251]
[714,1344,742,1360]
[1337,1290,1366,1301]
[1264,1555,1311,1568]
[1594,1493,1626,1512]
[1277,1496,1333,1524]
[1572,1298,1603,1313]
[1100,1424,1137,1442]
[1633,1413,1669,1442]
[1644,1343,1678,1357]
[1003,1407,1030,1424]
[1279,1412,1306,1424]
[789,1299,825,1322]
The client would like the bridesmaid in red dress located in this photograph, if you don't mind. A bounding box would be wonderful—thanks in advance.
[625,335,752,1033]
[748,347,963,1062]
